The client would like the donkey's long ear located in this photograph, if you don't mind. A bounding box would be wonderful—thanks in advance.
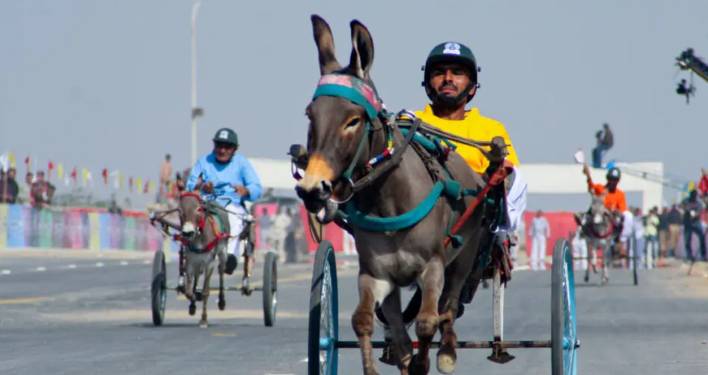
[347,20,374,79]
[311,15,341,75]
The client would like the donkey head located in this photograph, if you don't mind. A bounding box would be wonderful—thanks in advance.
[587,192,611,233]
[179,192,204,238]
[295,15,377,217]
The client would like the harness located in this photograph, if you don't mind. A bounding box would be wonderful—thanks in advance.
[303,73,511,245]
[172,192,230,254]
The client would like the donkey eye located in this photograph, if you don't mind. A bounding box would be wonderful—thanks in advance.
[345,117,361,128]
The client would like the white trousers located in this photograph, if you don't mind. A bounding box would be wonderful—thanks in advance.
[225,204,246,256]
[572,238,588,270]
[531,235,547,270]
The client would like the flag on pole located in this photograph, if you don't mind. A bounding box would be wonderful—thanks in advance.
[144,179,151,194]
[57,163,64,179]
[101,168,109,185]
[128,177,134,191]
[8,152,15,169]
[82,168,90,186]
[47,161,55,179]
[135,177,143,193]
[24,156,31,171]
[70,167,78,185]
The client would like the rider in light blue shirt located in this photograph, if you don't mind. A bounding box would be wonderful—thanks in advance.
[186,127,263,275]
[186,130,262,206]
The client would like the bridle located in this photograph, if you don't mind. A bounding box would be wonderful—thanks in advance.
[174,191,229,253]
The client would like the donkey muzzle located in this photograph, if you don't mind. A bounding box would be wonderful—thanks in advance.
[296,180,333,213]
[182,222,197,236]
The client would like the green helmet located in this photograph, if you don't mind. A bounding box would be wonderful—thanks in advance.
[422,41,479,102]
[606,167,621,180]
[212,128,238,147]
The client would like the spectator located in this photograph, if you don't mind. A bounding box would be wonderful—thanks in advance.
[591,122,614,168]
[158,154,173,203]
[24,172,34,204]
[30,171,55,209]
[0,170,6,202]
[258,207,272,250]
[571,229,588,271]
[633,207,646,268]
[284,208,301,263]
[667,204,682,257]
[270,206,292,263]
[107,194,122,215]
[529,210,550,271]
[5,168,20,203]
[644,207,660,268]
[681,190,706,262]
[699,168,708,204]
[658,207,670,261]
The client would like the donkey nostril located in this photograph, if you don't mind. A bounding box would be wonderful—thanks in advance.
[321,180,332,194]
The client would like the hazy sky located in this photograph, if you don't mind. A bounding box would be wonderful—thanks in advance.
[1,1,707,207]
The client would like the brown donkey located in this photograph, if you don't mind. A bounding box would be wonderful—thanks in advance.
[297,15,500,375]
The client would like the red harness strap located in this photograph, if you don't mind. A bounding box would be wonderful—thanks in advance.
[443,161,512,248]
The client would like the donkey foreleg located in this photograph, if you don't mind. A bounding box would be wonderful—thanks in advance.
[379,288,413,373]
[436,263,475,375]
[200,267,213,328]
[353,274,392,375]
[411,255,444,375]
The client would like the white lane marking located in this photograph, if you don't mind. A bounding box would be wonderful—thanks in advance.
[1,269,11,275]
[36,267,46,272]
[143,260,151,265]
[67,264,77,269]
[95,262,104,268]
[120,261,129,266]
[299,358,309,363]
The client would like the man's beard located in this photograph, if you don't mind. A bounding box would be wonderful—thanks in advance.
[433,83,472,109]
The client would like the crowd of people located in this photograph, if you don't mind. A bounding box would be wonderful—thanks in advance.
[0,168,56,208]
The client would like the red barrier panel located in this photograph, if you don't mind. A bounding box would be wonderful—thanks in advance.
[523,211,578,258]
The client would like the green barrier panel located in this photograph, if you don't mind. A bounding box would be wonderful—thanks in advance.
[38,209,53,248]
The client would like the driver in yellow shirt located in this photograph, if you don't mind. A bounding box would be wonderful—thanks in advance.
[415,41,526,231]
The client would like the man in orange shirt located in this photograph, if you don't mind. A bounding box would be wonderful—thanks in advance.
[583,165,627,213]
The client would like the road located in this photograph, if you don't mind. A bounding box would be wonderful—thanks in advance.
[1,250,707,375]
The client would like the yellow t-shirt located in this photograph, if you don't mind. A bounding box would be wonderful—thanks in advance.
[414,105,520,174]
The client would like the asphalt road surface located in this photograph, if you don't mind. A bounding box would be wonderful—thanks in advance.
[1,250,707,375]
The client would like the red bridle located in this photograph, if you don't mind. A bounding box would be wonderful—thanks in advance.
[176,192,229,252]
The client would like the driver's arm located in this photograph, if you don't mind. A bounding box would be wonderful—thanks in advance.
[186,160,205,192]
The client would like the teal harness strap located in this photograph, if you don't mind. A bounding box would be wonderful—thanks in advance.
[314,84,380,119]
[338,181,444,232]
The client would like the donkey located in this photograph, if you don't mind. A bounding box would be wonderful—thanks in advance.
[296,15,502,375]
[579,192,617,284]
[178,192,230,327]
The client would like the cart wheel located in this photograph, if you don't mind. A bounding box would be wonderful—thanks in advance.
[263,251,278,327]
[552,239,578,375]
[308,241,339,375]
[151,250,167,326]
[632,243,639,286]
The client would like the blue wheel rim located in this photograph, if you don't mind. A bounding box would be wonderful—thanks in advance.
[563,244,578,374]
[319,247,339,374]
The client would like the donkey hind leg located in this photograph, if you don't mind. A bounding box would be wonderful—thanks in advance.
[353,274,392,375]
[379,288,413,373]
[601,243,610,285]
[411,255,444,375]
[199,266,213,328]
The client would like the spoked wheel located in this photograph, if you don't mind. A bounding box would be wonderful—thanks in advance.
[262,251,278,327]
[308,241,339,375]
[552,239,579,375]
[151,250,167,326]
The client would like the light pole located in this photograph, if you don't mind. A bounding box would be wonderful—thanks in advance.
[190,0,204,165]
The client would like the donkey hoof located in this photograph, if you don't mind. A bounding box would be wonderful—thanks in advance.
[409,354,429,375]
[195,291,203,301]
[188,304,196,316]
[199,320,208,328]
[436,352,456,374]
[218,299,226,311]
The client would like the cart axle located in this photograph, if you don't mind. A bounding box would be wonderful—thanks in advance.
[330,339,580,350]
